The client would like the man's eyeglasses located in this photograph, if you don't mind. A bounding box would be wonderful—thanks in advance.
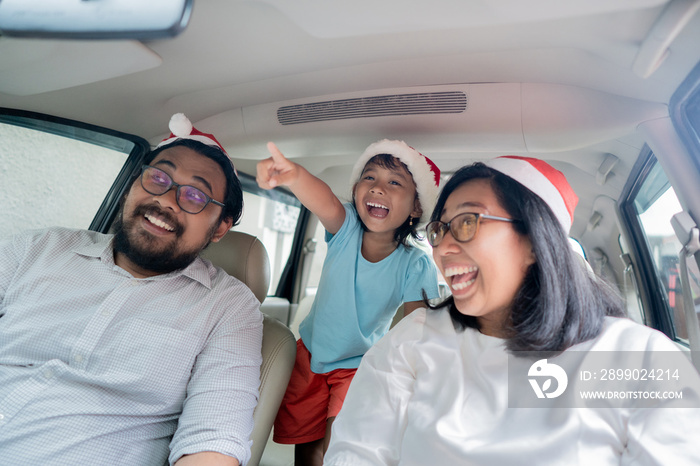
[140,165,225,214]
[425,212,518,247]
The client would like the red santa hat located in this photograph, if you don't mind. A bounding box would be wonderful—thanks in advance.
[483,155,578,234]
[156,113,228,155]
[350,139,441,224]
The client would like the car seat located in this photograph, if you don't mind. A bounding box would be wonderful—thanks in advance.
[201,231,296,466]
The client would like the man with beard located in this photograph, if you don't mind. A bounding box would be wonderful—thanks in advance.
[0,114,263,466]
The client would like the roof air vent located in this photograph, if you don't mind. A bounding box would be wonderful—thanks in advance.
[277,91,466,125]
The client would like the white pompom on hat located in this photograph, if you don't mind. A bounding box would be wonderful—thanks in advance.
[483,155,579,234]
[156,113,228,155]
[349,139,441,224]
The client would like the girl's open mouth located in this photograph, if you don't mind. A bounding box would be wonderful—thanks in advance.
[366,201,389,218]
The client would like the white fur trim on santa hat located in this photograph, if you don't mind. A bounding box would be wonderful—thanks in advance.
[157,134,223,150]
[484,157,572,234]
[155,113,224,151]
[349,139,439,224]
[169,113,193,136]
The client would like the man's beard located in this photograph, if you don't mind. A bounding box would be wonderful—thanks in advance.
[113,203,217,274]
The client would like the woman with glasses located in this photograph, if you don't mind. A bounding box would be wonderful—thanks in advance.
[325,157,700,465]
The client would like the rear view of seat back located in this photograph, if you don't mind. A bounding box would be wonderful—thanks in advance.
[201,231,296,466]
[202,231,271,304]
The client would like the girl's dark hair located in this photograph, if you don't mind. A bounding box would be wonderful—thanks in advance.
[426,162,625,353]
[352,153,422,246]
[141,139,243,226]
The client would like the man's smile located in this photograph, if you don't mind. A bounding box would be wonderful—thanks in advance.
[145,213,175,232]
[132,204,183,237]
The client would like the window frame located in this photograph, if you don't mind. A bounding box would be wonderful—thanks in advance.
[670,61,700,170]
[618,148,677,340]
[274,206,311,299]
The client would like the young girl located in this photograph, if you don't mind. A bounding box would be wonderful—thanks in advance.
[256,140,441,465]
[325,156,700,465]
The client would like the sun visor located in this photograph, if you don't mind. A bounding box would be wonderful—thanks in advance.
[521,83,668,151]
[0,38,161,96]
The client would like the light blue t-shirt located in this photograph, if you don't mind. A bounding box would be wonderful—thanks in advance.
[299,203,439,373]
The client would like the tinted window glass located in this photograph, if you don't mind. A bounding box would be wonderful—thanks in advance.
[235,174,302,296]
[0,118,133,238]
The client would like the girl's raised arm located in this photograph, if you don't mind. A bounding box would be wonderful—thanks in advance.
[257,142,345,234]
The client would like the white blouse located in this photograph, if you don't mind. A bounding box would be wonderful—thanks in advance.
[325,309,700,466]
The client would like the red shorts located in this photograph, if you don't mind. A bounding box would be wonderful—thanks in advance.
[273,339,356,444]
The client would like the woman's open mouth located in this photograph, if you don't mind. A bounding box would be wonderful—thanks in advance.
[444,265,478,291]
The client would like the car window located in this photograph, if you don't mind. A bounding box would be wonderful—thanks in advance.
[235,174,302,296]
[632,161,700,343]
[0,112,146,238]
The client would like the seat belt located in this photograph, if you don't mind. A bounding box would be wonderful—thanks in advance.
[671,211,700,371]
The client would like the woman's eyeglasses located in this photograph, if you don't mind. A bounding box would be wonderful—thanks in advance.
[425,212,518,247]
[140,165,225,214]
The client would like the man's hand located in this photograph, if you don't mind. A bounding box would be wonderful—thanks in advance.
[256,142,300,189]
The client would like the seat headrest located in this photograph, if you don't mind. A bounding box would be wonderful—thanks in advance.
[201,231,271,303]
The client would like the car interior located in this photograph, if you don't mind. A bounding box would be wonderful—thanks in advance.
[2,1,700,465]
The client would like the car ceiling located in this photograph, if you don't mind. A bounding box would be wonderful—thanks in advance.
[2,0,700,255]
